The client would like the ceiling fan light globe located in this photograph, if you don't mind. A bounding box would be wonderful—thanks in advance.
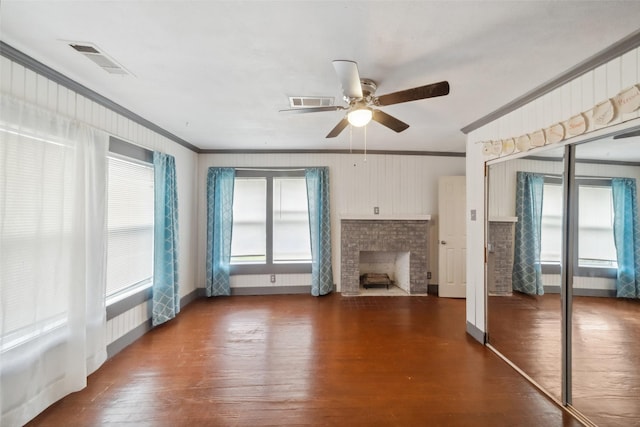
[347,109,372,127]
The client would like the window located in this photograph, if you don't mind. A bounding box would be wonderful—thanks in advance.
[540,176,617,277]
[272,177,312,263]
[230,170,311,274]
[540,180,563,264]
[231,178,267,263]
[106,155,154,299]
[0,131,72,347]
[577,183,617,269]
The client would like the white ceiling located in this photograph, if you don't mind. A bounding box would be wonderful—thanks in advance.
[2,1,640,153]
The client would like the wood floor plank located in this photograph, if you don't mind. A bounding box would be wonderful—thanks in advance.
[27,294,580,426]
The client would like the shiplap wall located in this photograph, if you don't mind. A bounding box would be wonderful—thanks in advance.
[1,56,200,346]
[466,46,640,334]
[197,153,466,291]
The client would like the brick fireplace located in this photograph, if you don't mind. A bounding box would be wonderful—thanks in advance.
[487,217,517,295]
[340,217,430,295]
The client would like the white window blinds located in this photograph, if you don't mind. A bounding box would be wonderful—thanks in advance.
[106,156,154,297]
[231,177,267,264]
[273,177,311,263]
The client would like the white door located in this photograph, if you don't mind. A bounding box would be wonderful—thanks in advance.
[438,176,466,298]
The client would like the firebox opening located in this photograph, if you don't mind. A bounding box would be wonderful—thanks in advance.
[358,251,410,293]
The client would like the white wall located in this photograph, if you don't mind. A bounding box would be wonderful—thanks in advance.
[1,56,200,345]
[197,153,465,291]
[466,46,640,335]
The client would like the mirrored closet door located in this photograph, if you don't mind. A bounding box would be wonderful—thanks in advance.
[486,129,640,426]
[571,137,640,427]
[486,146,565,402]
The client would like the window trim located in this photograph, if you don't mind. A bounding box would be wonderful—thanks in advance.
[540,175,617,279]
[230,168,312,275]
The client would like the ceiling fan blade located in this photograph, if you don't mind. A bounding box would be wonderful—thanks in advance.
[326,117,350,138]
[613,129,640,139]
[372,110,409,133]
[332,60,363,99]
[279,106,346,114]
[376,81,450,106]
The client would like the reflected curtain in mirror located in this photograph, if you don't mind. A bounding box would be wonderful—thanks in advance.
[305,167,333,296]
[513,171,545,295]
[612,177,640,298]
[206,168,235,296]
[152,152,180,326]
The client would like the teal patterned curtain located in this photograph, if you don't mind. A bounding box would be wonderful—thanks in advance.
[512,171,545,295]
[305,167,333,296]
[612,178,640,298]
[152,152,180,326]
[206,168,235,296]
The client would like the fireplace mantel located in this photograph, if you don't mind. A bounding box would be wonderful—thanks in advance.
[341,214,431,221]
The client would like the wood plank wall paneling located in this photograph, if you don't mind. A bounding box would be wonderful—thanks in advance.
[472,47,640,143]
[230,273,312,288]
[197,153,465,292]
[466,46,640,333]
[106,302,150,344]
[1,56,199,347]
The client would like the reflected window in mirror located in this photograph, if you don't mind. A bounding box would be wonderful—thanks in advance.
[577,180,617,275]
[539,175,618,278]
[540,177,563,268]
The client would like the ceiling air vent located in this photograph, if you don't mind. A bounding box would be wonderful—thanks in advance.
[69,43,131,75]
[289,96,334,108]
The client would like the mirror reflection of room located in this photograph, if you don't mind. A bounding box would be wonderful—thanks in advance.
[486,133,640,426]
[487,146,565,401]
[571,137,640,427]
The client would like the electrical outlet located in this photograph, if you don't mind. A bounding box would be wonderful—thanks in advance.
[270,274,276,283]
[427,272,432,280]
[374,206,379,215]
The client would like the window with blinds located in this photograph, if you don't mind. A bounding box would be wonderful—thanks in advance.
[229,170,311,274]
[273,177,311,263]
[0,132,73,344]
[106,156,154,299]
[540,177,617,277]
[578,184,617,268]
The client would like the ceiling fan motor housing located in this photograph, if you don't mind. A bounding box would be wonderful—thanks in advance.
[360,79,377,98]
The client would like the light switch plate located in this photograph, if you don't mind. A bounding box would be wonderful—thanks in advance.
[470,209,477,221]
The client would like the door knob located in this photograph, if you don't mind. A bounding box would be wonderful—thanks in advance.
[440,240,446,245]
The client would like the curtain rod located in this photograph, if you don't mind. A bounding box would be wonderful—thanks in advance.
[234,167,307,172]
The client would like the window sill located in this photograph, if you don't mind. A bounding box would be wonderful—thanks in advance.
[540,263,617,279]
[575,266,617,279]
[230,263,312,275]
[106,284,152,320]
[1,315,67,354]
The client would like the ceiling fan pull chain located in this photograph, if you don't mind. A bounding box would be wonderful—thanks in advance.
[349,124,353,154]
[364,125,367,162]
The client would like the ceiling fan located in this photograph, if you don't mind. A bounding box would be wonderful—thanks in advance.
[281,60,450,138]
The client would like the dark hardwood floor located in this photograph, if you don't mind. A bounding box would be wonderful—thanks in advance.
[488,293,640,427]
[28,294,581,426]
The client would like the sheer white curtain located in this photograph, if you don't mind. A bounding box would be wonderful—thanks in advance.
[0,95,108,426]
